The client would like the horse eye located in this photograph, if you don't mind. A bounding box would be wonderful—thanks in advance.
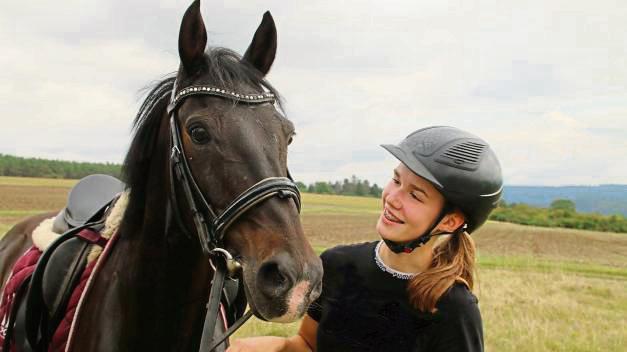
[287,136,294,145]
[189,125,210,144]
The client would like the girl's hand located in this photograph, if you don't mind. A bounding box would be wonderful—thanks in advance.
[226,336,288,352]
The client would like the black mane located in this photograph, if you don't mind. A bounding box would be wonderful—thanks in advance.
[122,47,282,194]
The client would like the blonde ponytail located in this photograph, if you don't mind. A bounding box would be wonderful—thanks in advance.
[407,231,476,313]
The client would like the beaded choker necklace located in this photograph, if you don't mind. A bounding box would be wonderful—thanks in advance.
[374,240,418,280]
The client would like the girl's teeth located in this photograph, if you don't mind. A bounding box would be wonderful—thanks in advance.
[385,210,401,223]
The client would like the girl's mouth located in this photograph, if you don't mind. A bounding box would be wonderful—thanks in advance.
[383,208,404,224]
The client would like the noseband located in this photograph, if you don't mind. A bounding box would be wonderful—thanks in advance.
[167,83,302,351]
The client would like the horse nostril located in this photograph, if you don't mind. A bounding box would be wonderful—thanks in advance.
[261,262,286,284]
[257,260,294,298]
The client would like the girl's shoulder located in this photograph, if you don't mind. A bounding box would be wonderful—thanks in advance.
[436,283,480,317]
[428,284,483,349]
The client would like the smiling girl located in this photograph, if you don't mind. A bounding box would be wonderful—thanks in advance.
[228,126,503,352]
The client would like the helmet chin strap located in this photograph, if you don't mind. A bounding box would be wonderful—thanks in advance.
[383,203,466,254]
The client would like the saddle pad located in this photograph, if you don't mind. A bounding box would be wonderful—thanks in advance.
[0,247,43,352]
[0,235,113,352]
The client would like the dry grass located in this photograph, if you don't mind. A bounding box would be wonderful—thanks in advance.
[473,221,627,268]
[0,177,74,232]
[0,177,72,213]
[301,193,381,214]
[479,269,626,352]
[234,268,627,352]
[0,185,68,211]
[301,213,379,247]
[1,179,626,350]
[0,176,78,187]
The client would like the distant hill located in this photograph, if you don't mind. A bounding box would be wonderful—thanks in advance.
[503,185,627,216]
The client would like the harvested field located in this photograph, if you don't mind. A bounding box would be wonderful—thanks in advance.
[0,178,72,230]
[0,185,68,211]
[0,176,77,188]
[0,176,74,215]
[301,213,379,247]
[1,177,626,351]
[473,221,627,268]
[234,267,627,352]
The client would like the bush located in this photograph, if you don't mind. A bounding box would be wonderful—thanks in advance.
[491,202,627,233]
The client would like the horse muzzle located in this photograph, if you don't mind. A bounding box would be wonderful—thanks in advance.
[244,252,323,322]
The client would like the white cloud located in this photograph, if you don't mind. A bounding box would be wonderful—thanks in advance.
[0,0,626,186]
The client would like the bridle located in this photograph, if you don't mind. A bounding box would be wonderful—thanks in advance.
[167,84,301,252]
[167,82,302,351]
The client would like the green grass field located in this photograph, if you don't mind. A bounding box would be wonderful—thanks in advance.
[1,176,626,351]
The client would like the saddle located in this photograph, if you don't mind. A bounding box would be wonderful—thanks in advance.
[5,174,125,352]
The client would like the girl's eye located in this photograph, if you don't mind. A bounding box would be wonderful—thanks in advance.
[392,178,400,185]
[411,193,423,202]
[189,125,210,144]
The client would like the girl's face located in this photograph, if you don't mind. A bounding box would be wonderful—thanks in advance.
[376,163,447,243]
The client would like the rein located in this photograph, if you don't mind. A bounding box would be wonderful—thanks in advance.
[167,82,301,351]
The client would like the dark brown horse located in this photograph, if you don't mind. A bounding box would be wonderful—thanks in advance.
[0,0,322,350]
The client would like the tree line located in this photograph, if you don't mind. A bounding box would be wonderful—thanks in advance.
[2,154,625,233]
[0,154,121,179]
[296,175,383,198]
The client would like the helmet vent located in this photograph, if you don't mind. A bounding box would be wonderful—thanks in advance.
[436,141,486,171]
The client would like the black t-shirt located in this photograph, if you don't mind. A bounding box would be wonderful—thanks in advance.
[307,241,483,352]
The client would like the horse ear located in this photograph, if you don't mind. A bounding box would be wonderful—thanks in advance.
[242,11,277,76]
[178,0,207,72]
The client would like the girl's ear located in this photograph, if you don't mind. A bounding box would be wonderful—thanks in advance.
[440,209,466,233]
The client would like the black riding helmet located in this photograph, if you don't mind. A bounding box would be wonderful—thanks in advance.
[381,126,503,253]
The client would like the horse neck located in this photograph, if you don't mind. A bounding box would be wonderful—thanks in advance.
[111,114,212,348]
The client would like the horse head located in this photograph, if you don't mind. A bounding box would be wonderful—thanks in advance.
[166,0,322,322]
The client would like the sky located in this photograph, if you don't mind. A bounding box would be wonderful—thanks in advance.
[1,0,626,187]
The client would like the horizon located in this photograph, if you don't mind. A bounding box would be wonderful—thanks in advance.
[1,152,625,188]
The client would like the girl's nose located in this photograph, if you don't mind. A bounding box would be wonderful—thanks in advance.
[386,189,403,209]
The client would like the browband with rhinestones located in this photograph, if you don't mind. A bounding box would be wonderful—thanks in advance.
[167,85,276,114]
